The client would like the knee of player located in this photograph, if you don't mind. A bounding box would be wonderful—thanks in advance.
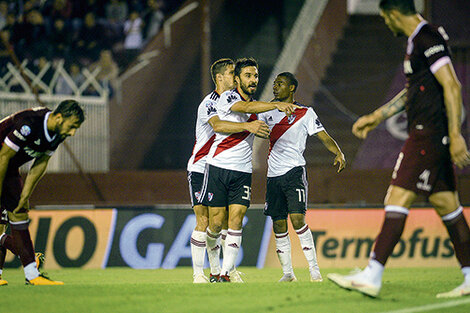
[272,219,288,233]
[290,214,306,230]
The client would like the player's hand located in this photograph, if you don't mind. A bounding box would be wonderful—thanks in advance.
[13,199,30,214]
[274,102,301,116]
[352,113,381,139]
[449,134,470,169]
[334,152,346,173]
[246,120,270,139]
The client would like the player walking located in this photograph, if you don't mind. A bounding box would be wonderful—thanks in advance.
[328,0,470,298]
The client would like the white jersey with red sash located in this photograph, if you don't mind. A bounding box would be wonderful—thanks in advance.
[207,88,257,173]
[187,91,220,173]
[258,104,324,177]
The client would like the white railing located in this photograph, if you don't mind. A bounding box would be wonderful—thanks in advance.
[0,60,109,172]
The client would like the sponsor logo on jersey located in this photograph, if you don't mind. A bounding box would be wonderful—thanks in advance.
[227,94,238,103]
[20,125,31,136]
[268,116,273,121]
[205,102,217,115]
[404,60,413,74]
[23,146,45,158]
[315,118,323,127]
[424,44,444,58]
[208,192,213,201]
[287,114,296,124]
[13,130,26,141]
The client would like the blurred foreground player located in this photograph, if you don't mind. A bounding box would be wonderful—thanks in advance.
[187,58,270,283]
[259,72,345,282]
[328,0,470,298]
[0,100,84,285]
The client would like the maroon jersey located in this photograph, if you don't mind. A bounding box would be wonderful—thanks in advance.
[0,107,64,169]
[404,21,451,135]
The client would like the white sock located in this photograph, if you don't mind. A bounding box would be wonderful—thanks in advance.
[24,261,39,281]
[190,230,206,276]
[296,224,319,271]
[220,229,227,258]
[206,229,221,275]
[0,269,3,276]
[364,259,384,286]
[275,231,293,275]
[221,229,242,276]
[462,267,470,284]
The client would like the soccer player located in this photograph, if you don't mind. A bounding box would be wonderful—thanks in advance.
[199,57,299,282]
[187,58,270,283]
[328,0,470,298]
[0,100,84,285]
[258,72,345,282]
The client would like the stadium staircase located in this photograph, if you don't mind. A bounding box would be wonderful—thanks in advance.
[304,14,405,167]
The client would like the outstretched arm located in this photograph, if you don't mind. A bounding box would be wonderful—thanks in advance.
[231,101,299,116]
[434,63,470,168]
[14,154,51,213]
[208,116,270,139]
[352,89,407,139]
[316,130,346,173]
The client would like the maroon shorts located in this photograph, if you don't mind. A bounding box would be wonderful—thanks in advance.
[1,169,23,219]
[390,130,456,196]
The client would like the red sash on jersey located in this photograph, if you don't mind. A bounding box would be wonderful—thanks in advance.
[213,114,257,157]
[269,108,307,154]
[193,134,216,164]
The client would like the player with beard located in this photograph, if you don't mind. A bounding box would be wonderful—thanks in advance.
[199,58,299,282]
[0,100,84,285]
[259,72,345,282]
[328,0,470,298]
[187,58,270,283]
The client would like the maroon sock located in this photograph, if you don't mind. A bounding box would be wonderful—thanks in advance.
[10,223,35,267]
[372,212,407,265]
[444,213,470,268]
[1,233,19,255]
[0,245,5,270]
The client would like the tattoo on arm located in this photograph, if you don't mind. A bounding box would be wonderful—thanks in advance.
[380,89,407,120]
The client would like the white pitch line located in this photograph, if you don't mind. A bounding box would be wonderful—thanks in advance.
[381,298,470,313]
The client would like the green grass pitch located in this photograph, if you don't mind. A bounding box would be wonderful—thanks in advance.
[2,267,470,313]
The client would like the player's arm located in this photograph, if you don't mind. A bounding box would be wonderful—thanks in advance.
[434,63,470,168]
[316,130,346,173]
[14,154,51,213]
[208,115,270,139]
[0,144,17,205]
[231,100,299,116]
[352,89,407,139]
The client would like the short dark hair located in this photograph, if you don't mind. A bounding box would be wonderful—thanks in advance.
[53,99,85,123]
[210,58,234,84]
[234,57,258,78]
[379,0,416,15]
[277,72,298,92]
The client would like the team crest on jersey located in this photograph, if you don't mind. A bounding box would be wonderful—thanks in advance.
[287,114,296,124]
[227,94,238,103]
[20,125,31,136]
[208,192,214,201]
[195,191,201,201]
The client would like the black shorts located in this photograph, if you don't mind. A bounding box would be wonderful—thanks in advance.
[264,166,307,221]
[1,169,23,215]
[188,171,204,207]
[391,131,456,196]
[200,165,252,207]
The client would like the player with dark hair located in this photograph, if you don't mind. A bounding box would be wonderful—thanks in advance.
[259,72,345,282]
[199,57,299,282]
[0,99,84,285]
[187,58,270,283]
[328,0,470,298]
